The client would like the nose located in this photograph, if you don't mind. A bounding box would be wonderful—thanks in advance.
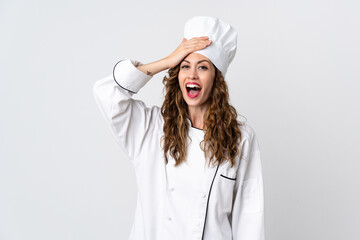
[188,67,199,80]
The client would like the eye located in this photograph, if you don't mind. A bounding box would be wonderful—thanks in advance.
[199,65,208,70]
[181,65,189,69]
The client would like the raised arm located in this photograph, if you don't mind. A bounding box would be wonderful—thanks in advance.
[136,36,212,76]
[93,59,157,164]
[92,37,212,164]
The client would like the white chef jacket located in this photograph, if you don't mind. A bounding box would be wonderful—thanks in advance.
[93,59,265,240]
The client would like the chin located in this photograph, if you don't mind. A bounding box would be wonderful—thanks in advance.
[182,94,200,105]
[181,90,209,108]
[185,97,209,108]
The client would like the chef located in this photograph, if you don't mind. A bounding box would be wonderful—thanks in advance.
[93,16,265,240]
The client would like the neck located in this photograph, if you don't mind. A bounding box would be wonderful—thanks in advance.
[188,104,209,130]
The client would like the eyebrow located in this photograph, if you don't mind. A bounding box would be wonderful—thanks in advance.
[181,60,211,64]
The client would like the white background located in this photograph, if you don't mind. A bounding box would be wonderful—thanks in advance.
[1,0,359,239]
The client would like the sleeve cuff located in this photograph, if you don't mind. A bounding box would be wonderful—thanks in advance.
[112,59,152,94]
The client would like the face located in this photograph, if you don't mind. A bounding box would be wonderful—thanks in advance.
[178,53,216,109]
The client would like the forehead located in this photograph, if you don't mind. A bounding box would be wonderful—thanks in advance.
[183,53,212,63]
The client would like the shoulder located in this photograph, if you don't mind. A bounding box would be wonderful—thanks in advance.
[237,121,260,159]
[238,121,256,142]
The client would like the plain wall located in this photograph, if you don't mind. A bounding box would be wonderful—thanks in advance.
[1,0,359,239]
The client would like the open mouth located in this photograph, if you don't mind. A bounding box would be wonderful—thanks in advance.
[185,83,202,98]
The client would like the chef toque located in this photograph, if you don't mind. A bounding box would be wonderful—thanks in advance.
[183,16,237,76]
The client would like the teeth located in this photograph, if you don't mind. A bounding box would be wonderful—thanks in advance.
[186,83,201,89]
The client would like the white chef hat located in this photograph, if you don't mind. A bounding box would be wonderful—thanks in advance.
[183,16,237,76]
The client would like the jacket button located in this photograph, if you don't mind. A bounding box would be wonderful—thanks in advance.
[169,187,175,192]
[167,217,172,221]
[202,193,207,198]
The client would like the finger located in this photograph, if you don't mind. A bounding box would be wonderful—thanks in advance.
[181,43,210,55]
[187,37,210,43]
[191,36,209,40]
[184,40,212,50]
[184,38,211,46]
[183,37,209,45]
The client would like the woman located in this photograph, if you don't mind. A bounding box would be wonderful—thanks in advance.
[93,16,265,240]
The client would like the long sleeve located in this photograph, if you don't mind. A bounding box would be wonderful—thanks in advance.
[93,59,162,164]
[231,124,265,239]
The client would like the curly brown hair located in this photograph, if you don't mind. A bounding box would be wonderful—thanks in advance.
[160,63,244,168]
